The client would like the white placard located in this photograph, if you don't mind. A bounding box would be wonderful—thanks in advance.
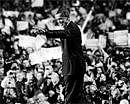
[126,12,130,20]
[15,35,35,49]
[3,11,13,17]
[85,39,99,49]
[3,11,19,17]
[17,21,29,31]
[31,0,44,7]
[15,35,47,50]
[99,35,106,48]
[114,30,128,46]
[40,47,62,60]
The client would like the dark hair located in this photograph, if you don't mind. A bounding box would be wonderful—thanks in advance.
[56,6,70,18]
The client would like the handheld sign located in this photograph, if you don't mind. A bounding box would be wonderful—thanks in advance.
[114,30,128,46]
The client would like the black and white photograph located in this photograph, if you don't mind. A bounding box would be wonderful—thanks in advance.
[0,0,130,104]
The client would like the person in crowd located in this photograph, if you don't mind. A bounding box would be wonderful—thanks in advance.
[15,72,27,103]
[1,70,16,104]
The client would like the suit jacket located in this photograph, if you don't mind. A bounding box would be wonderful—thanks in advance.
[45,21,85,76]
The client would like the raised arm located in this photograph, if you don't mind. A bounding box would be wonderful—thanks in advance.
[45,29,70,38]
[31,22,81,39]
[45,22,81,39]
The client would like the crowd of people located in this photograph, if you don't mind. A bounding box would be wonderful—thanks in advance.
[1,0,130,104]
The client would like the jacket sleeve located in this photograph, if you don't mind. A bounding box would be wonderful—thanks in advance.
[45,22,80,39]
[45,29,71,38]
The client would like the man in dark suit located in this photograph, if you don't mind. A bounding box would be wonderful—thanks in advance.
[34,7,86,104]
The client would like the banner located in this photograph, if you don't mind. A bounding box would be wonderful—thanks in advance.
[114,30,128,46]
[17,21,29,31]
[5,18,14,28]
[29,51,44,65]
[15,35,47,50]
[29,46,62,65]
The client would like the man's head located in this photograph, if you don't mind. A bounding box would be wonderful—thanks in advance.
[56,6,70,18]
[55,6,70,27]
